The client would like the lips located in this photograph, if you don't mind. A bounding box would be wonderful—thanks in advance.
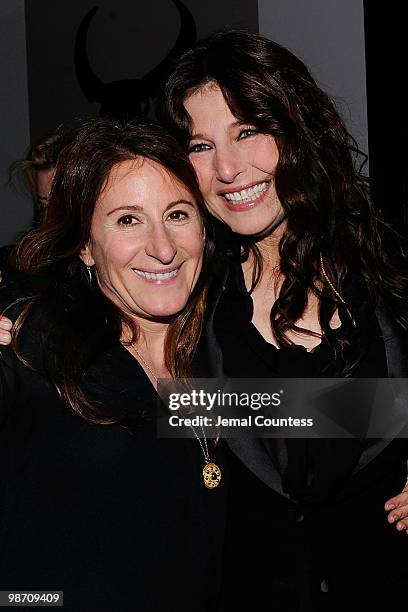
[219,180,271,212]
[132,266,180,284]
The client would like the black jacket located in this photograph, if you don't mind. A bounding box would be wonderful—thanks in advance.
[193,252,408,611]
[0,281,228,612]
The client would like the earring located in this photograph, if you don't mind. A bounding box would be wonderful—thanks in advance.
[86,265,93,283]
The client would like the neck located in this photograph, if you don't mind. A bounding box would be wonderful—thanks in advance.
[242,226,284,291]
[136,318,168,347]
[121,317,171,383]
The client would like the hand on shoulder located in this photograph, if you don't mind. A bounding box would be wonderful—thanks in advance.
[385,481,408,534]
[0,271,13,346]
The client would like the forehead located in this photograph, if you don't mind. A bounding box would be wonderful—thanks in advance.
[184,84,238,132]
[98,158,191,209]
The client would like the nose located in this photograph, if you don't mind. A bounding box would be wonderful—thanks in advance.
[145,224,177,264]
[214,145,244,183]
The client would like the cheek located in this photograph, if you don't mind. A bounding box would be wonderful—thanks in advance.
[190,159,213,197]
[91,234,136,277]
[253,139,279,172]
[179,228,205,262]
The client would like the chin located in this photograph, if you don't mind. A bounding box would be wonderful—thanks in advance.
[228,219,272,236]
[230,212,286,238]
[143,300,188,319]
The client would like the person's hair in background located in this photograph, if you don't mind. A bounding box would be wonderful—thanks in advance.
[9,117,215,423]
[160,27,408,372]
[11,130,64,225]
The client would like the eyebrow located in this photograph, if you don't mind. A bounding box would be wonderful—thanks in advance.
[107,199,195,216]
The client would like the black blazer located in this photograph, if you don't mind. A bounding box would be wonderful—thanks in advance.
[193,256,408,611]
[0,289,228,612]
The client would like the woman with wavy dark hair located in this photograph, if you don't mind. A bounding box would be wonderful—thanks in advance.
[159,29,408,610]
[0,117,226,611]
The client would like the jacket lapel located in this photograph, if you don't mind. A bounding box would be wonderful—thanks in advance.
[226,437,290,498]
[353,304,408,474]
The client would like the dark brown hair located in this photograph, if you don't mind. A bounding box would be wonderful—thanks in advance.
[160,28,408,372]
[10,117,215,422]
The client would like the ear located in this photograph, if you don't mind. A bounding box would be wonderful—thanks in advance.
[79,243,95,267]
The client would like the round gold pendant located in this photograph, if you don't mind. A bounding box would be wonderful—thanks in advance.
[203,462,222,489]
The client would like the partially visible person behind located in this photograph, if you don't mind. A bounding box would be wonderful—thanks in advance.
[0,130,65,336]
[11,129,64,225]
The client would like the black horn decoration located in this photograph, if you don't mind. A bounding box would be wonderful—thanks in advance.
[74,1,197,119]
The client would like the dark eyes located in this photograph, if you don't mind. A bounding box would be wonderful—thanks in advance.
[188,128,258,154]
[118,214,138,226]
[167,210,189,222]
[238,128,257,139]
[117,210,189,226]
[188,142,211,154]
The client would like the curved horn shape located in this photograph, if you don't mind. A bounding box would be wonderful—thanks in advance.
[141,0,197,99]
[74,6,104,103]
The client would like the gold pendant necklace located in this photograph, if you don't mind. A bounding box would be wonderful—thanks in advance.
[320,254,357,328]
[202,462,222,489]
[132,345,222,490]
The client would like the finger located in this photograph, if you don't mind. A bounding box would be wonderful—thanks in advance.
[0,331,12,345]
[0,318,12,330]
[388,505,408,523]
[395,518,408,531]
[384,492,408,511]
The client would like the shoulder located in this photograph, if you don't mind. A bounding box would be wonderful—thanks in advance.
[0,263,41,313]
[0,273,52,378]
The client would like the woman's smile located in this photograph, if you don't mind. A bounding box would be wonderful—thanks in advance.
[132,265,181,284]
[219,180,271,212]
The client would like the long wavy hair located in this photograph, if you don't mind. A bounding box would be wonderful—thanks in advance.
[160,28,408,372]
[8,118,215,422]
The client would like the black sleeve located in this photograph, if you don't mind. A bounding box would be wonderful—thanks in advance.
[0,346,18,425]
[0,284,33,424]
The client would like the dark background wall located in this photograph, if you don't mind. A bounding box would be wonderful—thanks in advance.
[258,0,368,155]
[25,0,259,142]
[1,0,407,246]
[1,0,258,246]
[0,1,31,247]
[364,0,408,225]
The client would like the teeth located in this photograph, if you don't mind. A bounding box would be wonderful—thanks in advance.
[224,181,269,203]
[133,269,178,280]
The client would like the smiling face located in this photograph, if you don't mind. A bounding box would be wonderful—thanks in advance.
[80,158,204,321]
[184,84,285,237]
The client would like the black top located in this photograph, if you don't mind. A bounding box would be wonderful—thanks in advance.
[211,257,408,611]
[214,259,388,504]
[0,281,227,612]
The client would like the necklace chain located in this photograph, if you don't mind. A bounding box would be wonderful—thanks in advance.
[132,345,217,468]
[132,346,159,383]
[320,254,356,328]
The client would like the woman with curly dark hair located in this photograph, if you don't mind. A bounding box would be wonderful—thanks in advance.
[160,28,408,611]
